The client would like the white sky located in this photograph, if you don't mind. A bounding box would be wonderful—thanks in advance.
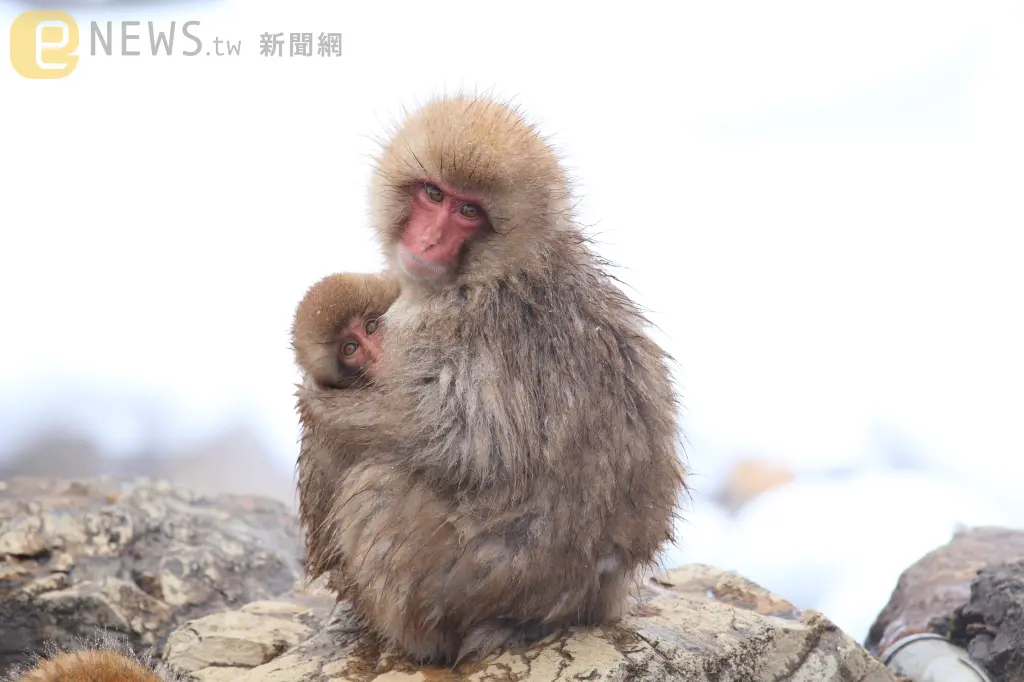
[1,0,1022,644]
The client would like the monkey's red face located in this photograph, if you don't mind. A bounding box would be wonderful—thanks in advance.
[339,315,383,378]
[398,180,487,282]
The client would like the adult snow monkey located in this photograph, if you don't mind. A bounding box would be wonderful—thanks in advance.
[296,94,686,664]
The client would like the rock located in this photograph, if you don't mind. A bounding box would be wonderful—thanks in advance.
[949,558,1024,682]
[2,478,892,681]
[165,564,895,681]
[0,476,304,675]
[167,611,315,671]
[164,581,335,680]
[866,526,1024,657]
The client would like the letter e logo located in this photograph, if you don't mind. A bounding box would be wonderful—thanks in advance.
[10,10,79,79]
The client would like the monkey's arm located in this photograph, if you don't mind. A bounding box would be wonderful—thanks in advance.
[296,379,415,452]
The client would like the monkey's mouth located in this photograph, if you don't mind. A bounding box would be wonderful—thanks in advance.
[398,248,448,280]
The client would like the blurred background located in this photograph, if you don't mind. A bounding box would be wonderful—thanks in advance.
[1,0,1021,646]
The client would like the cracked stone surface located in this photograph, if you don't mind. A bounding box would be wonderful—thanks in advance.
[0,476,305,676]
[1,477,894,681]
[167,564,895,682]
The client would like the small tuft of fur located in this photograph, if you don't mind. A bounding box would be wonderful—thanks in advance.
[5,631,183,682]
[296,93,687,664]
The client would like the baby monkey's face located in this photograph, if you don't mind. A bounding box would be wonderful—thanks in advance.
[338,313,383,380]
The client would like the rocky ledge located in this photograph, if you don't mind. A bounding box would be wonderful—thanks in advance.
[0,477,894,681]
[868,525,1024,682]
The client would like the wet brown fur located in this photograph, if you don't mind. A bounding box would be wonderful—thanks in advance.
[296,94,686,663]
[293,272,399,589]
[291,272,399,389]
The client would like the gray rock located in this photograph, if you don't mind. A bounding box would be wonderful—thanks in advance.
[866,526,1024,658]
[950,558,1024,682]
[0,476,304,675]
[1,477,894,681]
[165,564,895,682]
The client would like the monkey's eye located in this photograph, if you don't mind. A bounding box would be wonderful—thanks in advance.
[342,342,359,357]
[424,183,444,203]
[459,203,480,219]
[364,318,379,335]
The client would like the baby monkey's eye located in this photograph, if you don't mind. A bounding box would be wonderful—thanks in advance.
[364,318,379,335]
[459,203,480,219]
[424,183,444,203]
[342,341,359,356]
